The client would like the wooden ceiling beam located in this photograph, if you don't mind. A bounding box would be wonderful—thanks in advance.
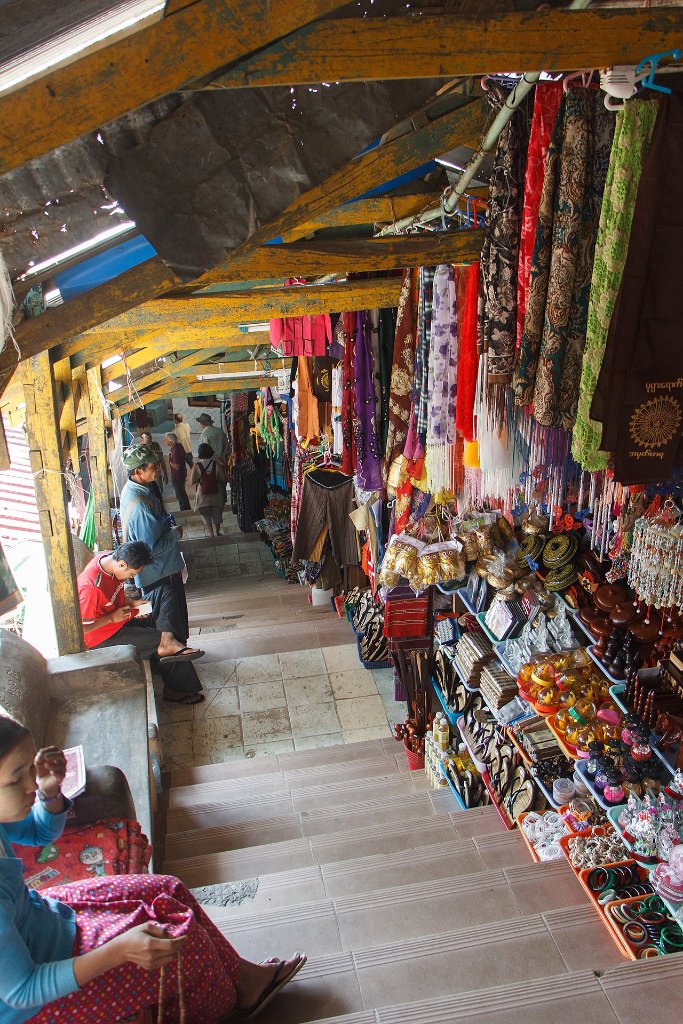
[0,0,350,175]
[107,347,227,402]
[93,278,403,334]
[214,8,683,88]
[117,376,279,414]
[279,191,443,240]
[100,343,181,384]
[177,228,484,289]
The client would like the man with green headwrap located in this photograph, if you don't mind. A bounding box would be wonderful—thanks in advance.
[120,444,204,704]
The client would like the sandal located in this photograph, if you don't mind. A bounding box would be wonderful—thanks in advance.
[158,646,205,664]
[243,954,307,1020]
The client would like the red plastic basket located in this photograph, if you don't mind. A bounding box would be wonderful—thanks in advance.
[404,738,425,771]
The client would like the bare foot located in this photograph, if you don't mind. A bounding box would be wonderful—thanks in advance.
[236,954,306,1012]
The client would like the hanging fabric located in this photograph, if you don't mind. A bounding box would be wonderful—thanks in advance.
[404,266,435,462]
[377,305,396,457]
[385,270,417,488]
[425,264,458,495]
[572,98,659,472]
[513,87,614,428]
[341,311,357,477]
[295,357,320,442]
[455,261,480,443]
[353,310,382,492]
[591,94,683,484]
[477,80,532,427]
[516,81,564,352]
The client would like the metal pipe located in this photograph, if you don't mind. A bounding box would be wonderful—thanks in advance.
[378,0,593,237]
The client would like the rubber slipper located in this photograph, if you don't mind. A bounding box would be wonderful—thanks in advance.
[244,954,307,1020]
[163,691,205,705]
[158,646,205,664]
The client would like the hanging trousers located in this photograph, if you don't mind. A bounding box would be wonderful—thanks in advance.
[292,470,358,568]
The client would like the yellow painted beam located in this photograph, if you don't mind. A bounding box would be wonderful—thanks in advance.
[118,376,279,414]
[169,357,290,379]
[84,367,114,550]
[53,356,78,471]
[96,278,404,334]
[107,347,227,403]
[0,0,350,175]
[280,192,443,240]
[22,351,83,654]
[182,228,484,288]
[100,343,181,385]
[214,8,683,87]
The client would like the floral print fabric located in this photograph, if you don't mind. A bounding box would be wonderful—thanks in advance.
[513,88,614,429]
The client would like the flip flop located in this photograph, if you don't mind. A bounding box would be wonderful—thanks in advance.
[244,954,307,1020]
[163,691,205,705]
[158,647,205,664]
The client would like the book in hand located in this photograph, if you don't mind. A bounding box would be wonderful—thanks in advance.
[62,745,86,800]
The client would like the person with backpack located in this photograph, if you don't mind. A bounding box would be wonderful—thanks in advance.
[190,443,227,537]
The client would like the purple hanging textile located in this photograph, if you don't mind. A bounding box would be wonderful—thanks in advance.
[353,310,382,491]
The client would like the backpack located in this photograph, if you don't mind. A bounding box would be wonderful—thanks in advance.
[198,461,218,494]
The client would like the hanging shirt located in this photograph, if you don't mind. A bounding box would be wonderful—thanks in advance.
[77,554,127,648]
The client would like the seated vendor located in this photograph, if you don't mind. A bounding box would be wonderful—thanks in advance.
[77,541,204,706]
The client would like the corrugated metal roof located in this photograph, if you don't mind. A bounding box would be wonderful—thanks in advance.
[0,421,40,544]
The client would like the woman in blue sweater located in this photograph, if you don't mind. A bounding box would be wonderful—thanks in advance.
[0,716,305,1023]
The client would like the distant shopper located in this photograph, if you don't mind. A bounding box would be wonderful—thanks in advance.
[165,432,191,510]
[139,431,168,485]
[120,444,205,703]
[190,443,227,537]
[174,413,193,466]
[196,413,228,461]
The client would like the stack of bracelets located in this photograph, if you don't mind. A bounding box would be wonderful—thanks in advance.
[604,894,683,957]
[586,864,654,904]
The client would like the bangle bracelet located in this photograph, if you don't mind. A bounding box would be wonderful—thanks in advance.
[37,788,62,803]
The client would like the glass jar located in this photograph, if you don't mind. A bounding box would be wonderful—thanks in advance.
[631,741,652,763]
[574,726,599,756]
[594,720,622,745]
[603,774,626,805]
[553,708,574,735]
[535,683,562,711]
[568,697,597,725]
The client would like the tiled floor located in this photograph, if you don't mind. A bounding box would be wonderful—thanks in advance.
[158,508,405,770]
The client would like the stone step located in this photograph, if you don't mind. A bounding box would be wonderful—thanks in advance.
[179,833,531,913]
[170,739,393,788]
[212,905,625,1023]
[294,964,656,1024]
[204,859,585,954]
[168,755,407,809]
[166,771,426,833]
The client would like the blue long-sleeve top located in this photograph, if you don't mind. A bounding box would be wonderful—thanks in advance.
[0,802,78,1024]
[120,480,184,588]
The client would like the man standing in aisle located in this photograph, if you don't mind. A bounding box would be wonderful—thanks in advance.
[120,444,205,704]
[196,412,229,504]
[77,540,204,704]
[174,412,193,466]
[165,431,191,510]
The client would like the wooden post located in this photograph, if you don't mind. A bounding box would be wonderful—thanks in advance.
[85,366,114,551]
[23,350,83,655]
[53,355,79,472]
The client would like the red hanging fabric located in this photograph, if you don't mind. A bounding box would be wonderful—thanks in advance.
[455,261,480,442]
[515,81,564,352]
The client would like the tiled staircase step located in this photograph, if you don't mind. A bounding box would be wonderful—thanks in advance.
[165,836,316,887]
[169,770,286,807]
[540,904,629,972]
[467,828,529,867]
[208,862,588,956]
[170,741,391,788]
[201,865,327,918]
[290,772,424,814]
[320,838,488,898]
[169,763,412,817]
[351,913,569,1011]
[258,953,365,1024]
[165,813,306,860]
[165,814,461,885]
[167,789,295,832]
[215,899,343,962]
[374,969,619,1024]
[503,859,586,915]
[446,804,509,839]
[298,793,457,839]
[282,756,404,791]
[308,815,458,866]
[598,955,683,1024]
